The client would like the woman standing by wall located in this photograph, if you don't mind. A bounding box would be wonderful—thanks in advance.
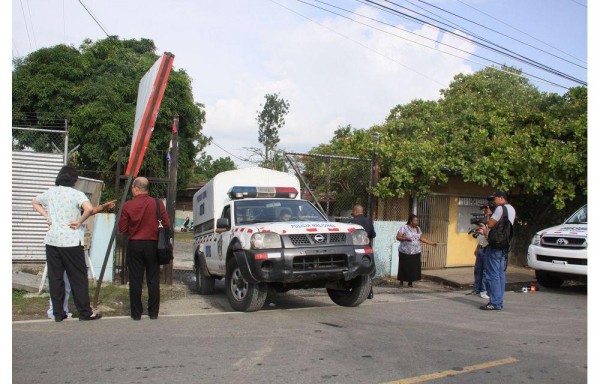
[396,213,438,287]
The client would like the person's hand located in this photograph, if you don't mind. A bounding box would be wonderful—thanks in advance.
[69,220,82,229]
[46,218,52,228]
[103,200,117,211]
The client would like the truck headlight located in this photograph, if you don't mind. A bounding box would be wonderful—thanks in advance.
[351,229,370,246]
[531,234,541,246]
[251,232,282,249]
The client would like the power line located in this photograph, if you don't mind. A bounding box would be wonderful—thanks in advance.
[290,0,571,90]
[455,0,586,66]
[365,0,585,85]
[77,0,110,37]
[272,0,446,87]
[19,0,33,51]
[25,0,38,49]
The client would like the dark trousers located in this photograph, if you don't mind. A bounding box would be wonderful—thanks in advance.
[46,244,93,319]
[397,252,421,282]
[127,240,160,318]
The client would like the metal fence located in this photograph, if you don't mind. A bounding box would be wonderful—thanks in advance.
[284,152,373,221]
[12,126,67,262]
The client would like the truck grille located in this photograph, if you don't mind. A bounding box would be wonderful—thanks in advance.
[292,255,347,271]
[541,236,587,249]
[287,233,347,246]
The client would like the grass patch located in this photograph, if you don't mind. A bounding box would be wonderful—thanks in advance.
[13,281,189,321]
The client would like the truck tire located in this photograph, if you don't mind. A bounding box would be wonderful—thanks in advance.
[225,258,267,312]
[535,270,564,288]
[195,254,216,295]
[327,275,371,307]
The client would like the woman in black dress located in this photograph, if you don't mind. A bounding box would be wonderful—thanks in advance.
[396,213,438,287]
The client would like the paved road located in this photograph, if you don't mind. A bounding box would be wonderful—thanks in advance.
[13,283,587,383]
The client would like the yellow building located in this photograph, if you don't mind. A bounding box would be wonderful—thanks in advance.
[377,176,498,269]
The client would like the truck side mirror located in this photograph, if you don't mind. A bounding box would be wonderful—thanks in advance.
[216,218,230,230]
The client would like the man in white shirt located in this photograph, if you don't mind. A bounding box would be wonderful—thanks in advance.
[479,190,516,311]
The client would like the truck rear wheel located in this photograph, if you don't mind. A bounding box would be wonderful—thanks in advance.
[327,275,371,307]
[535,270,564,288]
[225,258,267,312]
[195,255,216,295]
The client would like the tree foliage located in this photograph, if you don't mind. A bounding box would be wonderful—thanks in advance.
[192,153,237,183]
[305,67,587,212]
[256,93,290,169]
[12,37,206,196]
[300,125,373,216]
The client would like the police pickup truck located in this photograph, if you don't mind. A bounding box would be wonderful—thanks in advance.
[192,167,375,312]
[527,204,587,288]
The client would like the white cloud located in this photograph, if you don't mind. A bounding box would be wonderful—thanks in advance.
[202,2,476,163]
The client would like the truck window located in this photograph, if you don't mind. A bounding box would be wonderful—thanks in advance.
[234,199,326,224]
[565,205,587,224]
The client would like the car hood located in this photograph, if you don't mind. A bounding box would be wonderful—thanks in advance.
[538,223,587,237]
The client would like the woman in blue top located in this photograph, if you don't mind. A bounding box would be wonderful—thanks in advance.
[396,213,438,287]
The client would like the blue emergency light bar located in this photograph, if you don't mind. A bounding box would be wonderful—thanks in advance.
[228,186,298,199]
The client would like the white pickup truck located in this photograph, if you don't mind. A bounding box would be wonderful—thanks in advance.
[191,167,375,312]
[527,204,587,288]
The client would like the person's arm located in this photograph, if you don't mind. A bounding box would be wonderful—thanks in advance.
[420,235,438,246]
[32,197,51,227]
[91,200,116,215]
[396,229,409,241]
[69,201,93,229]
[159,201,171,228]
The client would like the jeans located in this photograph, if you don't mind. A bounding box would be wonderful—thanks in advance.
[483,246,506,308]
[474,247,487,293]
[47,271,71,318]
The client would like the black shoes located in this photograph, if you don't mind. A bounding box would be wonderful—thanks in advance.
[54,314,67,322]
[131,316,141,321]
[149,315,158,320]
[79,313,102,321]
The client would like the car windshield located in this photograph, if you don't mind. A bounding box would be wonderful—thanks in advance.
[565,205,587,224]
[233,199,326,225]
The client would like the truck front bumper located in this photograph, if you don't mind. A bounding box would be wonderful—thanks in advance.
[233,245,375,284]
[527,244,587,276]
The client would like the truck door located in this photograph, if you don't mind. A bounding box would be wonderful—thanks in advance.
[209,204,233,274]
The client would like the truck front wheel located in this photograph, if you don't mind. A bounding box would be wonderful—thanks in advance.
[225,258,267,312]
[327,275,371,307]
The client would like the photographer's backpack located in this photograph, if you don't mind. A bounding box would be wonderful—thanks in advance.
[487,205,513,251]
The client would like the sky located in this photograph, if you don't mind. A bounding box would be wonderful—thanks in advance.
[7,0,590,167]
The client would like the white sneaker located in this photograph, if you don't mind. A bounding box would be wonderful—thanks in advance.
[66,313,73,319]
[480,291,490,299]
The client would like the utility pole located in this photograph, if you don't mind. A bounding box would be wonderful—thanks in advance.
[164,116,180,285]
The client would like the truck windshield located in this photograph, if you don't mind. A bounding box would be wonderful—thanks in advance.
[233,199,326,224]
[565,205,587,224]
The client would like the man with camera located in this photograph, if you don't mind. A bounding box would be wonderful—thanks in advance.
[478,190,516,311]
[467,203,493,299]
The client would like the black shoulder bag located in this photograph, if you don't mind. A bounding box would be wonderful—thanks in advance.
[155,198,173,265]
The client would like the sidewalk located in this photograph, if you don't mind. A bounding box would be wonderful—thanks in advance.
[422,265,537,290]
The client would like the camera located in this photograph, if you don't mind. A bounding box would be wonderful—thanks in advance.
[467,213,489,238]
[470,214,488,226]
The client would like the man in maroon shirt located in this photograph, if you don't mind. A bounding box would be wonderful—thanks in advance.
[119,177,170,320]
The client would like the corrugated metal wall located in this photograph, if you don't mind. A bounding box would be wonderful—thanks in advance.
[12,151,65,261]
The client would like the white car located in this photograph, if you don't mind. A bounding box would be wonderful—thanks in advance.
[527,205,587,288]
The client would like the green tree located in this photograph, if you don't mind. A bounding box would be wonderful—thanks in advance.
[300,125,374,216]
[256,93,290,169]
[192,154,237,182]
[12,37,206,196]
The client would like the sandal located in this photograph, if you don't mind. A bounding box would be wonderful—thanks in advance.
[479,303,500,311]
[80,313,103,321]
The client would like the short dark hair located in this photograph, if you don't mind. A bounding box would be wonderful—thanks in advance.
[55,166,79,187]
[407,213,418,225]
